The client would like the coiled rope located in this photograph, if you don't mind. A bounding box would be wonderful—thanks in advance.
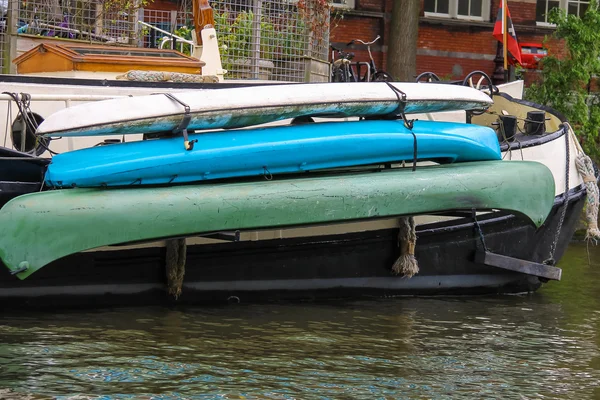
[392,216,418,278]
[116,70,219,83]
[566,122,600,241]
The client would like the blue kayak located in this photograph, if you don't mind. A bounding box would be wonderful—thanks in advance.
[45,119,501,188]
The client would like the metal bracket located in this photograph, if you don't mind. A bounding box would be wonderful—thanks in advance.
[201,230,241,242]
[10,261,29,275]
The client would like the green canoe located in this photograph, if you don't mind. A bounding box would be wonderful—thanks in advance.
[0,161,555,280]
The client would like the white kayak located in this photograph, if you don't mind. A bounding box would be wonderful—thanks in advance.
[36,82,493,137]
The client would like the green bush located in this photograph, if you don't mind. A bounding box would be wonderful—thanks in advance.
[526,0,600,160]
[213,9,307,74]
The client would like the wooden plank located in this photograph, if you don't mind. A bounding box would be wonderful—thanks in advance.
[475,251,562,281]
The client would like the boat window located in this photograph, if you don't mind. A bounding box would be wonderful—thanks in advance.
[11,112,48,156]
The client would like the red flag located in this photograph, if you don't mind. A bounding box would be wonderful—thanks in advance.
[493,0,522,65]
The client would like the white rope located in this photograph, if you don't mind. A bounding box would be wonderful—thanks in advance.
[392,216,419,278]
[3,100,11,148]
[115,70,219,83]
[566,122,600,242]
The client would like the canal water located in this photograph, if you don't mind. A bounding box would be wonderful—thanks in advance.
[1,242,600,399]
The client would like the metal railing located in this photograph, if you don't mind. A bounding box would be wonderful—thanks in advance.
[211,0,330,82]
[137,20,193,55]
[0,21,6,73]
[13,0,138,44]
[2,0,331,82]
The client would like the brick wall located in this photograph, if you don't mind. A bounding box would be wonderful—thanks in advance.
[146,0,178,12]
[501,0,538,25]
[418,24,497,54]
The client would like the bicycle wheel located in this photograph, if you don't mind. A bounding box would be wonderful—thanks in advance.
[372,71,394,82]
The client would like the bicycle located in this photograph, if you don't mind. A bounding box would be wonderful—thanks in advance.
[330,35,394,82]
[330,44,358,82]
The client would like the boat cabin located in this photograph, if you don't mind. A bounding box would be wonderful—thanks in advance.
[12,42,204,79]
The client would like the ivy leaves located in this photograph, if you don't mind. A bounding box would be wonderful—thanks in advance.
[526,0,600,159]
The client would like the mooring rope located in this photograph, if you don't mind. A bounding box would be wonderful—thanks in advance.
[116,70,219,83]
[392,216,418,278]
[165,238,187,299]
[565,122,600,242]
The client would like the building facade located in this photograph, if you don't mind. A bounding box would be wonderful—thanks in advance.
[329,0,576,83]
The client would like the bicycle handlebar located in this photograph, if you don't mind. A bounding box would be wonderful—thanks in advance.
[350,35,381,46]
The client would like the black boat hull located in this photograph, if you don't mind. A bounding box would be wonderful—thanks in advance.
[0,185,585,309]
[0,146,48,208]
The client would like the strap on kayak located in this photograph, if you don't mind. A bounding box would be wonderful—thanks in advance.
[384,83,417,171]
[384,82,414,130]
[162,93,198,151]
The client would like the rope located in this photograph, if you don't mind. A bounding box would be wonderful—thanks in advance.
[391,216,419,278]
[1,92,59,156]
[116,70,219,83]
[3,100,11,148]
[544,124,571,265]
[566,122,600,242]
[472,209,488,252]
[165,238,187,299]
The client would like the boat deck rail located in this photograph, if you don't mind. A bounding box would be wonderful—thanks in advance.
[0,94,123,102]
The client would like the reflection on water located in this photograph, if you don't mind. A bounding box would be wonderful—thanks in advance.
[1,243,600,399]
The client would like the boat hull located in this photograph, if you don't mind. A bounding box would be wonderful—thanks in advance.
[0,186,585,309]
[44,120,501,188]
[0,147,48,209]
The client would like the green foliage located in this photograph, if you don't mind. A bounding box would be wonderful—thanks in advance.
[213,9,308,77]
[526,0,600,159]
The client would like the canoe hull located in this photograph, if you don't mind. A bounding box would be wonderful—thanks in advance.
[0,161,555,279]
[45,120,501,188]
[35,82,493,137]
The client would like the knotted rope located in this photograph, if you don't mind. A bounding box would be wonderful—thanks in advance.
[116,70,219,83]
[567,123,600,241]
[165,238,187,299]
[392,216,419,278]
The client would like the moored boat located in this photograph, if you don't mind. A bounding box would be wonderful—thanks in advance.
[0,76,592,308]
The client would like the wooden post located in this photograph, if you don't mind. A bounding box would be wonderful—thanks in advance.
[5,0,18,74]
[387,0,420,82]
[192,0,215,46]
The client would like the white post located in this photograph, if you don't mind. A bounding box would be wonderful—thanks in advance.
[197,26,227,82]
[251,0,263,80]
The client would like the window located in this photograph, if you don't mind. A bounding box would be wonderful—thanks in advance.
[536,0,590,24]
[424,0,491,21]
[331,0,355,8]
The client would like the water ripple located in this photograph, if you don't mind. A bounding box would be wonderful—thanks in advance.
[0,243,599,399]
